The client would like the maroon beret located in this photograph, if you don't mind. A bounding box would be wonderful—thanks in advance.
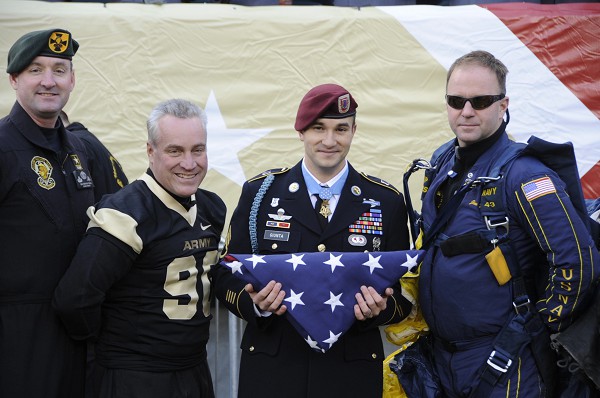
[294,84,358,132]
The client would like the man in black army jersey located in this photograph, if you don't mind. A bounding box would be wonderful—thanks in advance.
[54,99,226,398]
[0,28,94,398]
[211,84,411,397]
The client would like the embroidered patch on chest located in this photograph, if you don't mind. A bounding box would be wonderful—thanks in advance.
[31,156,55,190]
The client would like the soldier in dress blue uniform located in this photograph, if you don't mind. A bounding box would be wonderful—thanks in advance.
[211,83,411,397]
[0,29,94,398]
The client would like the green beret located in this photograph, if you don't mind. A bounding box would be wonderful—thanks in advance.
[7,28,79,74]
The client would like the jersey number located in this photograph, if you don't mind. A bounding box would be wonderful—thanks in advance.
[163,250,217,320]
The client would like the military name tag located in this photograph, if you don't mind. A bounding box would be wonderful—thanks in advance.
[264,230,290,241]
[73,169,94,189]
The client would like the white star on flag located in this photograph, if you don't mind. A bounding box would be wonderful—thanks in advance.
[286,253,306,270]
[305,335,320,350]
[285,289,305,310]
[401,253,420,273]
[323,330,342,347]
[362,254,383,274]
[323,253,345,273]
[245,254,266,269]
[324,291,344,312]
[221,250,425,352]
[205,91,273,186]
[226,261,243,274]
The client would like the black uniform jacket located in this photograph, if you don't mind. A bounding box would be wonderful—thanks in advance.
[0,102,94,398]
[211,161,410,398]
[67,121,129,201]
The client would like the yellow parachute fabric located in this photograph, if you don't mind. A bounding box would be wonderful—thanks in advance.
[383,344,409,398]
[382,231,429,397]
[384,268,429,347]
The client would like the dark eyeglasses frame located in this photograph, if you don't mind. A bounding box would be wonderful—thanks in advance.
[445,94,505,110]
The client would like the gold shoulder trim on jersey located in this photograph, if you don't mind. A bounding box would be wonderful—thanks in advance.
[359,172,400,195]
[87,206,143,254]
[247,167,290,183]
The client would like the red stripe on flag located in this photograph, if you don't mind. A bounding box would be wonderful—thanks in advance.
[486,3,600,199]
[582,162,600,198]
[486,3,600,120]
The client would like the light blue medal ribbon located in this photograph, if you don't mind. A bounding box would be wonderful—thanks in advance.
[302,167,348,199]
[302,167,348,219]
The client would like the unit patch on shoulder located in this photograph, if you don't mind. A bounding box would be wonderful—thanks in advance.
[248,167,290,183]
[359,172,399,195]
[31,156,55,190]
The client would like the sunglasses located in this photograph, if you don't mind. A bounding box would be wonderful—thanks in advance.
[446,94,505,110]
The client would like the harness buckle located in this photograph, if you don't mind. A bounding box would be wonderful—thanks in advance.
[470,175,502,187]
[485,216,509,234]
[406,158,433,173]
[512,296,531,314]
[487,350,513,373]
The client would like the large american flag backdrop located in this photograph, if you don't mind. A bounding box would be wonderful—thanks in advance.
[1,1,598,221]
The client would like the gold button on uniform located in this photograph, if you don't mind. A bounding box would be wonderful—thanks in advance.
[317,244,326,252]
[271,243,278,250]
[371,353,377,359]
[249,346,255,352]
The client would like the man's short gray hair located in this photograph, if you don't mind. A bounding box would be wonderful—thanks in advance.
[147,99,207,145]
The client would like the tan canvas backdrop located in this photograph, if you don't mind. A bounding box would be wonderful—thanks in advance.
[0,1,450,225]
[2,1,598,228]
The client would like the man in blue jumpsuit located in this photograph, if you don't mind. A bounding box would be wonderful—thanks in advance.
[211,83,412,397]
[417,50,599,397]
[0,29,95,397]
[53,99,225,398]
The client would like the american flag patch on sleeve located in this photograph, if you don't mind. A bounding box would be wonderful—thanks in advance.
[522,177,556,201]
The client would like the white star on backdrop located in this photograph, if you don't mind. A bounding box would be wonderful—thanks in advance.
[205,91,273,186]
[362,254,383,274]
[324,291,344,312]
[323,253,345,273]
[245,254,266,269]
[286,253,306,271]
[285,289,305,310]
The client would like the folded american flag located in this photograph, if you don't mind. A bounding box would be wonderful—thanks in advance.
[221,250,424,352]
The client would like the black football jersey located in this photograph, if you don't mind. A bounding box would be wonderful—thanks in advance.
[54,173,226,371]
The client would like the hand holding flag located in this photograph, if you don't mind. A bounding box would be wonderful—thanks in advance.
[221,250,424,352]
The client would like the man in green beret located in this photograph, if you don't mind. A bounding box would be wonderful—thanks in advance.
[0,28,94,398]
